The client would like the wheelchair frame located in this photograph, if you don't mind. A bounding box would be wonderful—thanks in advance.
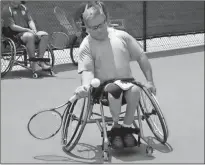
[1,36,55,78]
[61,80,169,161]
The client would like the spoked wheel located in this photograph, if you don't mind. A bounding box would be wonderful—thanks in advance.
[1,38,16,77]
[44,45,55,68]
[62,95,93,153]
[70,35,80,66]
[138,85,169,144]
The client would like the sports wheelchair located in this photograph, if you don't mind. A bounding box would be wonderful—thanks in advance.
[61,78,169,161]
[1,31,55,78]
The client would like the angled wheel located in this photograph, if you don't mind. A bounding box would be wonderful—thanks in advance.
[70,35,79,66]
[44,45,55,68]
[62,93,93,152]
[1,37,16,77]
[136,82,169,144]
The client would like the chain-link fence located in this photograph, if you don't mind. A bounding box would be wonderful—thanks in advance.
[1,1,204,67]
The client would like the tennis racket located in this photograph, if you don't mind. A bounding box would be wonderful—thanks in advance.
[27,94,78,140]
[54,6,77,36]
[27,79,101,140]
[49,32,70,49]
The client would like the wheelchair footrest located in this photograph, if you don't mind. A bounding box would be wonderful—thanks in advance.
[103,127,140,138]
[29,57,50,62]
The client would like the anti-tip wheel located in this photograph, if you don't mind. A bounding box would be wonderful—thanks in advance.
[61,138,67,146]
[146,146,153,156]
[50,70,55,76]
[33,73,38,78]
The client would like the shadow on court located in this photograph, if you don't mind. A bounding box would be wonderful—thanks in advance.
[33,141,173,163]
[1,63,77,80]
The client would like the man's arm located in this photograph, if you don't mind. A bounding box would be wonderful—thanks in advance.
[124,32,154,83]
[81,71,94,86]
[78,38,95,86]
[25,6,37,32]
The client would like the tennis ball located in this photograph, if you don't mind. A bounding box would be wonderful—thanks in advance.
[91,78,101,88]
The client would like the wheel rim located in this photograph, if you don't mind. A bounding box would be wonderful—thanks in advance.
[44,46,55,67]
[1,38,16,76]
[63,98,87,150]
[139,89,167,143]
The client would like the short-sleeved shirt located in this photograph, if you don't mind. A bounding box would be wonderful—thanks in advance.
[78,28,144,82]
[2,4,32,28]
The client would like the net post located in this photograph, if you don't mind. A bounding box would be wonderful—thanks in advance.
[143,1,147,52]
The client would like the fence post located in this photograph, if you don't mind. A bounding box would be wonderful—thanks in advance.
[143,1,147,52]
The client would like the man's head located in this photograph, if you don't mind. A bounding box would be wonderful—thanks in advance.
[83,1,109,41]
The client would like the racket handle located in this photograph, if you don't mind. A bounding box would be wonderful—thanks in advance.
[69,94,78,103]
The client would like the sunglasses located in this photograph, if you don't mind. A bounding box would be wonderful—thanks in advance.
[88,19,106,31]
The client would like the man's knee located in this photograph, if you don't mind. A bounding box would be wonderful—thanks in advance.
[37,31,48,39]
[125,85,141,102]
[105,83,123,99]
[21,32,35,42]
[37,31,48,36]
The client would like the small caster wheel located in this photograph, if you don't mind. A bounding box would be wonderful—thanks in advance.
[50,70,55,76]
[146,146,153,156]
[103,151,109,161]
[33,73,38,78]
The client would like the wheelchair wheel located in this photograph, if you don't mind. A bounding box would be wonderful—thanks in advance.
[70,35,79,66]
[1,38,16,77]
[138,85,169,144]
[44,45,55,67]
[62,96,93,152]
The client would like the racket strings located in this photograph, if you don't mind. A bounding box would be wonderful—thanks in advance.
[50,32,69,49]
[54,7,77,35]
[28,110,62,139]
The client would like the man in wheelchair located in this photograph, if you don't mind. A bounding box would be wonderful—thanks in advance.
[2,0,50,72]
[74,1,156,149]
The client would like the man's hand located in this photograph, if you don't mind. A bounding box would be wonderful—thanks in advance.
[26,28,36,34]
[74,85,90,98]
[145,81,156,95]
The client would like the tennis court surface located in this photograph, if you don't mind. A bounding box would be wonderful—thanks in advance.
[1,46,204,164]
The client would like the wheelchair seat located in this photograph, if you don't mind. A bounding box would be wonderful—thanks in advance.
[92,78,136,106]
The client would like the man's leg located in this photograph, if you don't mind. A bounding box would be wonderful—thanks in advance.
[106,84,124,149]
[108,92,122,128]
[123,85,141,147]
[21,32,41,71]
[123,85,141,126]
[36,31,50,69]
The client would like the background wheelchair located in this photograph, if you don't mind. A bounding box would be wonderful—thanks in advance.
[61,78,169,161]
[1,27,55,78]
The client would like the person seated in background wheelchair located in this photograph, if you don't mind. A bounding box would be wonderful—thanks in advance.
[74,1,156,149]
[1,0,50,71]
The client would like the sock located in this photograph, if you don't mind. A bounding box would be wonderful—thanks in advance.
[122,123,132,128]
[113,122,121,128]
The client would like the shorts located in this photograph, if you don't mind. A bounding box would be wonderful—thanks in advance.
[92,81,127,106]
[2,27,24,45]
[2,27,40,45]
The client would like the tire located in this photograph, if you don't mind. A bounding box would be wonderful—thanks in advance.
[62,94,93,152]
[70,35,79,66]
[138,83,168,144]
[1,38,16,78]
[45,45,55,67]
